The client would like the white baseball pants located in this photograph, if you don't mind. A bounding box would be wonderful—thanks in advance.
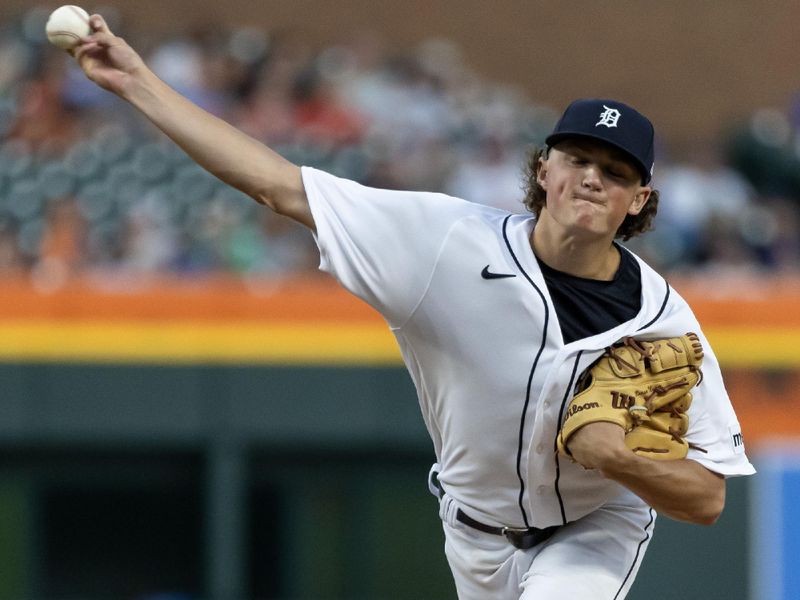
[439,491,655,600]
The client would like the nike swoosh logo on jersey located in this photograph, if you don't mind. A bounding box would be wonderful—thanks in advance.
[481,265,516,279]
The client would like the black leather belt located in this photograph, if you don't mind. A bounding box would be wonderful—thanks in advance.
[431,471,558,550]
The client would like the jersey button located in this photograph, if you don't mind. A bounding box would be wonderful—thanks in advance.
[536,485,546,495]
[543,401,551,409]
[536,444,545,454]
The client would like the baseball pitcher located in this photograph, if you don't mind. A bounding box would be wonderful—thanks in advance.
[71,15,755,599]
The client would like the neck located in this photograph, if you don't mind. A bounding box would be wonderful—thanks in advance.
[531,223,620,281]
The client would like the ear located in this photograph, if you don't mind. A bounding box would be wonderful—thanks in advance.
[627,187,651,216]
[536,156,548,190]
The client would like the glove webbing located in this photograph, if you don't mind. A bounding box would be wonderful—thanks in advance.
[611,337,707,455]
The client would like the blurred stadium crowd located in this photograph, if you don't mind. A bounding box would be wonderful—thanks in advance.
[2,7,800,286]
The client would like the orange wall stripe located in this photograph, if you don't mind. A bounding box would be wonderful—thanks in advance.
[1,275,799,326]
[0,276,383,323]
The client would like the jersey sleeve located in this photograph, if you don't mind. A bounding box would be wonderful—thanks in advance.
[639,282,756,477]
[685,332,755,477]
[301,166,474,327]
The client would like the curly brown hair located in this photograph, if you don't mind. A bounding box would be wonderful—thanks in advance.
[521,146,659,241]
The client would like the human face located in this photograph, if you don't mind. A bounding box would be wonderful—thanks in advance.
[536,139,651,241]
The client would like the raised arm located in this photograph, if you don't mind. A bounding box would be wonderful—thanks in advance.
[73,15,314,230]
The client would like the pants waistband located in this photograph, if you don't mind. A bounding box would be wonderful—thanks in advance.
[430,470,559,550]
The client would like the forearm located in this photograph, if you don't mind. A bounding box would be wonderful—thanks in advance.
[120,68,309,224]
[600,452,725,525]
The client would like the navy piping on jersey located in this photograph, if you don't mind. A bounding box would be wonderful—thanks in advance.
[612,508,655,600]
[553,351,584,524]
[638,277,670,331]
[613,244,669,332]
[502,215,549,528]
[550,278,670,523]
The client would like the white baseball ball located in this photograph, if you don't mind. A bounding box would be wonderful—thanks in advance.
[46,5,91,50]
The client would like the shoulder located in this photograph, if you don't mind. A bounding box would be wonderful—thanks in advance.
[618,245,659,282]
[618,246,699,330]
[619,245,678,299]
[302,165,513,227]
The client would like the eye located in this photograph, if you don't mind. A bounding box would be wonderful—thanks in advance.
[606,165,634,181]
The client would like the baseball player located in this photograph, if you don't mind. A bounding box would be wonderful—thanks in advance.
[72,15,755,599]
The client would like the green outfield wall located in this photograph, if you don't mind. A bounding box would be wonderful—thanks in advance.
[0,363,750,600]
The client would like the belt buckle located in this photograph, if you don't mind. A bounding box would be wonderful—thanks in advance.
[501,526,534,549]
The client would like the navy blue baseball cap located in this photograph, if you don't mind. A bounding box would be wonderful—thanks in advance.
[545,99,655,184]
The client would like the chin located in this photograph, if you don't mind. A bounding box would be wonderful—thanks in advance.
[567,223,612,241]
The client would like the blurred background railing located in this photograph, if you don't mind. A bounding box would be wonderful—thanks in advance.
[2,2,800,599]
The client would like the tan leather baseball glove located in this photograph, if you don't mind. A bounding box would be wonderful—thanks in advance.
[557,333,706,461]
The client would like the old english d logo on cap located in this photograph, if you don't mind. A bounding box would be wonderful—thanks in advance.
[596,105,621,128]
[546,99,655,183]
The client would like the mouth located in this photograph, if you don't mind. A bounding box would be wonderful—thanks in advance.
[572,193,603,205]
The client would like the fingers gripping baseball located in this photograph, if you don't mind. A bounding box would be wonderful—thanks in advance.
[557,333,705,462]
[90,14,112,34]
[72,15,145,95]
[71,14,114,57]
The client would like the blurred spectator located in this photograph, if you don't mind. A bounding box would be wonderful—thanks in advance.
[445,135,526,213]
[0,219,25,275]
[292,65,366,147]
[740,197,800,271]
[9,66,82,155]
[234,59,296,144]
[148,27,246,118]
[38,197,86,271]
[118,195,178,274]
[697,213,760,276]
[725,108,800,200]
[29,197,86,291]
[225,209,319,275]
[649,144,754,269]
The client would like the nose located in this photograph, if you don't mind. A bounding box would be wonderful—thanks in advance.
[581,164,602,191]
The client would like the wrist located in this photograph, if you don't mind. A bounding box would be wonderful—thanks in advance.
[119,64,159,105]
[596,445,638,477]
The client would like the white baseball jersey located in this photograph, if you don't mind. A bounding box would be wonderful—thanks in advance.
[301,166,755,533]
